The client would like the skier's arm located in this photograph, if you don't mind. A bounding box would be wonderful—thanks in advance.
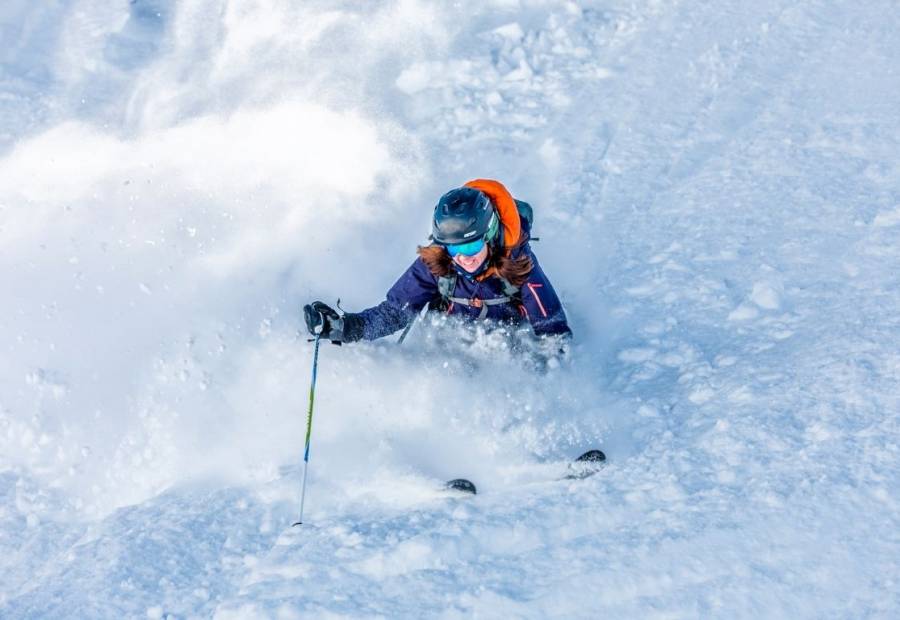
[352,259,438,341]
[520,251,572,338]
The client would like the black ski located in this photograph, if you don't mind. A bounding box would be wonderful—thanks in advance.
[564,449,607,480]
[445,478,477,495]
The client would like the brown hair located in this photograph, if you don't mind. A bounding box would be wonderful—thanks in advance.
[417,235,533,287]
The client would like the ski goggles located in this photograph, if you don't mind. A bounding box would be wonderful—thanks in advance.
[445,237,487,257]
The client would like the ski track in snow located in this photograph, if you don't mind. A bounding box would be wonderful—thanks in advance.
[2,0,900,618]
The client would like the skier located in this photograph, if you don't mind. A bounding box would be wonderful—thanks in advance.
[303,179,571,353]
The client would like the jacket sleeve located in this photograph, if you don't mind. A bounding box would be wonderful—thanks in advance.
[355,259,438,340]
[520,249,572,337]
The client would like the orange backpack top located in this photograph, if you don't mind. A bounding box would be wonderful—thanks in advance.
[463,179,522,254]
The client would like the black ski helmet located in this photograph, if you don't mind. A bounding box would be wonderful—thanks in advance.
[431,187,499,245]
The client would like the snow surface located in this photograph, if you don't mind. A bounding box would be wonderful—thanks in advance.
[2,0,900,617]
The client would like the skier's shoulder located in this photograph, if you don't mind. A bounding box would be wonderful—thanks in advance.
[413,245,451,283]
[398,255,441,294]
[509,239,536,260]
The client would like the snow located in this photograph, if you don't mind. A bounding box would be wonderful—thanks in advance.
[2,0,900,617]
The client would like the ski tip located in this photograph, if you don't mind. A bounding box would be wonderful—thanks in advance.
[575,449,606,463]
[291,521,303,527]
[446,478,477,495]
[564,449,608,480]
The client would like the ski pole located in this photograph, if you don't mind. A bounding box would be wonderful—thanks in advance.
[397,304,428,345]
[293,334,322,526]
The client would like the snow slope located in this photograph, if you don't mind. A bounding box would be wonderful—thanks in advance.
[2,0,899,617]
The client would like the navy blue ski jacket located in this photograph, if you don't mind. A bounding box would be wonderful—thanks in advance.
[355,242,571,340]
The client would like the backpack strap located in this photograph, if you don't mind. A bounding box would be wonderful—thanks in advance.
[437,273,457,301]
[499,276,521,299]
[436,272,522,320]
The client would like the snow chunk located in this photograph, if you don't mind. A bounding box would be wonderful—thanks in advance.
[396,63,434,94]
[396,60,474,94]
[688,386,714,404]
[728,303,759,321]
[504,59,534,81]
[658,352,685,367]
[718,469,736,484]
[750,281,781,310]
[354,539,436,578]
[539,138,561,169]
[728,386,753,403]
[485,91,503,106]
[637,405,659,418]
[805,422,837,442]
[492,22,525,41]
[626,282,663,297]
[873,207,900,227]
[618,347,657,363]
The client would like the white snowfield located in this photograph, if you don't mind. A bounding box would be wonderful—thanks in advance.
[1,0,899,618]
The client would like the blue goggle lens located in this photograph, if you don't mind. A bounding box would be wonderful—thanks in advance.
[446,237,486,257]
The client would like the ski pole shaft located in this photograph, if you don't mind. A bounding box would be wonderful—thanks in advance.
[397,313,417,344]
[397,304,427,345]
[293,334,321,526]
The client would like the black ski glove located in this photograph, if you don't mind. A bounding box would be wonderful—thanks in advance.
[303,301,364,344]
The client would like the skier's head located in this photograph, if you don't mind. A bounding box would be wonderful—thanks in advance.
[432,187,500,273]
[418,181,534,284]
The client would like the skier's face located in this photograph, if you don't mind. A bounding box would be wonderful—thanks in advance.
[452,244,489,272]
